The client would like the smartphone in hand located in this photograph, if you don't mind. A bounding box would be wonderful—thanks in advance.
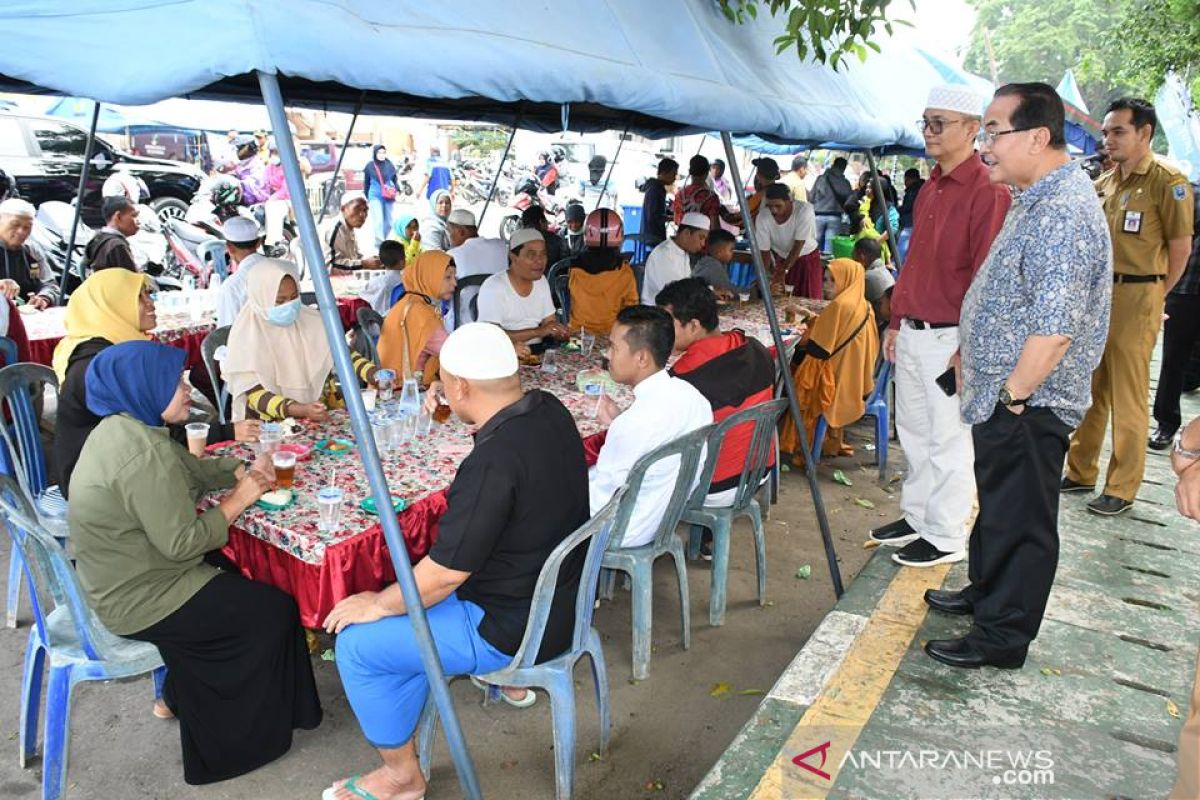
[935,366,957,397]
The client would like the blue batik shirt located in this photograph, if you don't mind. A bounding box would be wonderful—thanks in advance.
[960,162,1112,428]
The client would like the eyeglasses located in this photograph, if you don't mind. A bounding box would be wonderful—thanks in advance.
[916,117,972,135]
[976,127,1035,147]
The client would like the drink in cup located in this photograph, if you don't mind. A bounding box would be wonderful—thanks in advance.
[361,387,377,411]
[272,451,297,489]
[184,422,209,458]
[540,348,557,374]
[258,422,283,456]
[580,329,596,357]
[316,486,345,532]
[376,369,396,403]
[433,399,452,424]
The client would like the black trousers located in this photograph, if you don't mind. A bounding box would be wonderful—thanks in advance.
[1153,292,1200,435]
[962,405,1072,654]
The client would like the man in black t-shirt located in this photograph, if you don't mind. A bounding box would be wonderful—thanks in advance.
[322,322,589,800]
[640,157,679,249]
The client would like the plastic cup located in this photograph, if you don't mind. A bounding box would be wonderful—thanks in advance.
[580,331,596,357]
[540,348,558,374]
[272,451,297,489]
[258,424,282,456]
[739,291,750,303]
[317,486,345,533]
[376,369,396,402]
[361,387,377,411]
[433,400,452,424]
[371,414,391,453]
[185,422,209,457]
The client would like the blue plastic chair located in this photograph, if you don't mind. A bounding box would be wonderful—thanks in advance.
[0,336,18,365]
[387,282,406,308]
[683,399,787,626]
[620,204,642,261]
[0,363,66,629]
[195,238,228,283]
[0,475,165,799]
[812,359,893,479]
[416,488,627,800]
[598,425,712,680]
[200,325,230,425]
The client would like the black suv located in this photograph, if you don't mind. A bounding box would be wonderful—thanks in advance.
[0,111,205,226]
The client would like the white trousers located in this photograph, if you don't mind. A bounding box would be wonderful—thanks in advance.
[895,324,975,551]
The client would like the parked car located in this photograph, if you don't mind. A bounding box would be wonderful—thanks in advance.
[0,111,205,226]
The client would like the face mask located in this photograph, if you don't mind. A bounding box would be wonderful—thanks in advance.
[266,298,301,326]
[269,155,281,165]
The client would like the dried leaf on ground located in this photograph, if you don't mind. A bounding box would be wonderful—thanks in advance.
[863,539,881,549]
[1168,699,1181,718]
[853,497,876,509]
[795,564,812,579]
[709,681,732,698]
[832,469,852,486]
[738,688,765,696]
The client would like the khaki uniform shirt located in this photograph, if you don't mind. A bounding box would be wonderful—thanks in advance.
[1095,153,1193,276]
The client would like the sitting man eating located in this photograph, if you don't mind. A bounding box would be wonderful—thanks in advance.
[590,305,713,547]
[477,228,570,347]
[322,322,590,800]
[84,195,140,272]
[320,191,380,273]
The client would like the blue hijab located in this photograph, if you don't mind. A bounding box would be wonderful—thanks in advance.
[85,340,186,428]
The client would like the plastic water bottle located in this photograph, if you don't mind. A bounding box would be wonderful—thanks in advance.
[399,377,421,440]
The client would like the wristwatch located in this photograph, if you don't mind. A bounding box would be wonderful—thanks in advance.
[998,385,1027,407]
[1173,429,1200,460]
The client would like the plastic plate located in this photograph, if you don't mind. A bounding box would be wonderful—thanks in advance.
[315,438,356,456]
[360,495,408,515]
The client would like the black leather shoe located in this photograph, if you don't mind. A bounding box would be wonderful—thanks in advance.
[924,589,973,615]
[923,638,1026,670]
[1148,427,1174,451]
[1060,476,1095,493]
[869,518,918,546]
[1087,494,1133,516]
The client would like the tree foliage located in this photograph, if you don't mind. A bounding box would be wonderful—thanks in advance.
[718,0,913,70]
[1115,0,1200,102]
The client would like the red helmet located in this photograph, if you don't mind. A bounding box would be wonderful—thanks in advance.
[584,208,624,249]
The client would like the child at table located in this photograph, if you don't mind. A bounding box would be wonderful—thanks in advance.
[224,258,378,422]
[689,228,738,300]
[360,240,406,314]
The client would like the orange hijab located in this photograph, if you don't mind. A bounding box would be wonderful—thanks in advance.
[378,250,450,385]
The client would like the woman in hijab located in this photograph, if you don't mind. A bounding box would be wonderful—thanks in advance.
[390,213,422,264]
[364,144,400,247]
[68,340,322,785]
[378,250,456,386]
[780,258,879,463]
[422,189,453,252]
[567,208,639,333]
[223,259,377,422]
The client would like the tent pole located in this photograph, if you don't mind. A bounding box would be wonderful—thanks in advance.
[317,91,364,225]
[478,117,520,227]
[60,100,101,299]
[595,122,629,212]
[866,149,903,269]
[256,72,484,800]
[719,132,844,598]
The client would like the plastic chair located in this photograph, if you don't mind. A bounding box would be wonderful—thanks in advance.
[0,363,65,629]
[355,306,384,364]
[199,325,230,425]
[546,256,573,324]
[452,273,489,329]
[416,489,627,800]
[812,359,893,479]
[0,475,165,799]
[387,282,406,309]
[598,425,712,680]
[195,238,228,284]
[683,399,787,626]
[0,336,18,365]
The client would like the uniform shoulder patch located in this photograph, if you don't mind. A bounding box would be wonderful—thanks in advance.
[1175,183,1189,201]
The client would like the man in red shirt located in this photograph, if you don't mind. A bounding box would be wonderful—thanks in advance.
[656,278,776,528]
[674,155,743,232]
[870,85,1012,567]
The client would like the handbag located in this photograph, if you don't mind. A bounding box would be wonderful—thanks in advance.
[373,162,397,201]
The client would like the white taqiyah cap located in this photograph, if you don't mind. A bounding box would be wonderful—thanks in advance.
[339,190,366,208]
[681,211,710,230]
[439,322,519,380]
[0,198,35,218]
[447,208,477,227]
[508,227,544,250]
[925,84,987,117]
[221,215,261,242]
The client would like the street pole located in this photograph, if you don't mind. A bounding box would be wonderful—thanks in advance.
[478,117,521,227]
[866,149,903,270]
[317,92,364,225]
[60,100,101,299]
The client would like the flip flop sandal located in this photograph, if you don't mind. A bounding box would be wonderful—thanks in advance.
[468,676,537,709]
[321,775,423,800]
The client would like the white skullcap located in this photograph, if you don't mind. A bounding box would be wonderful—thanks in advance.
[0,198,35,219]
[508,227,544,251]
[681,212,711,231]
[447,208,476,227]
[339,190,366,208]
[222,216,261,242]
[440,322,519,380]
[925,85,987,117]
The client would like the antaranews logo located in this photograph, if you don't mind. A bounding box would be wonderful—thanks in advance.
[790,741,1055,789]
[791,741,833,781]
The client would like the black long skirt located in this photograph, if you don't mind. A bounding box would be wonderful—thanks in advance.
[128,571,323,785]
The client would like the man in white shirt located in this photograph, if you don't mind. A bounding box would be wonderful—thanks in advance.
[446,208,508,326]
[754,182,819,297]
[591,305,713,548]
[215,216,266,327]
[641,211,711,304]
[477,228,570,346]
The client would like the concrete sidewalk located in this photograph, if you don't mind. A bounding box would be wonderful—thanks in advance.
[692,399,1199,798]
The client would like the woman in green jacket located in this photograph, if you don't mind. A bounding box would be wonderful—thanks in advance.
[68,340,322,785]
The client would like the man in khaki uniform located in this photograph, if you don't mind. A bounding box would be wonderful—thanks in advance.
[1063,98,1195,515]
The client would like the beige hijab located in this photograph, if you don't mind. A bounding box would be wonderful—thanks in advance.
[222,258,333,420]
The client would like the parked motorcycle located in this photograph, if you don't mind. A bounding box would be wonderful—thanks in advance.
[499,172,564,241]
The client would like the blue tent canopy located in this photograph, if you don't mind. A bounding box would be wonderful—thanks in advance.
[0,0,921,149]
[41,96,169,134]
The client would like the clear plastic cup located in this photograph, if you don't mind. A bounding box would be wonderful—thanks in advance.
[258,422,283,456]
[376,369,396,403]
[271,451,297,489]
[361,387,377,411]
[540,348,558,374]
[317,486,345,532]
[371,414,391,453]
[580,331,596,357]
[184,422,209,458]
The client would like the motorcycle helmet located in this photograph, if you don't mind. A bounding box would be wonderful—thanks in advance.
[209,176,243,208]
[0,169,18,203]
[584,208,623,250]
[233,134,259,161]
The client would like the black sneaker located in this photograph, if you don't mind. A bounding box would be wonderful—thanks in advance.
[869,518,918,546]
[1060,477,1095,493]
[1148,427,1174,451]
[1087,495,1133,516]
[892,538,965,567]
